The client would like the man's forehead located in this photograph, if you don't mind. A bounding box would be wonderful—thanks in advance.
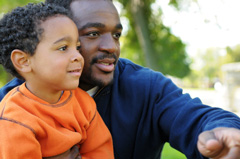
[70,0,119,20]
[74,0,112,2]
[75,0,112,1]
[70,0,121,29]
[71,0,115,11]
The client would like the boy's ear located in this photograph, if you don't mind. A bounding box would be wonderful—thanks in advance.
[11,49,31,73]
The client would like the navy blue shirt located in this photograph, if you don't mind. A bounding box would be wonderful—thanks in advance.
[1,58,240,159]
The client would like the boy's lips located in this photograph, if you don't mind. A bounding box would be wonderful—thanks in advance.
[68,68,82,76]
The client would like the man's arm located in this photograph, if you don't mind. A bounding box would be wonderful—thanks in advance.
[0,78,24,101]
[148,71,240,158]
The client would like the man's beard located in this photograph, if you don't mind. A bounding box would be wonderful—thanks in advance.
[79,65,114,89]
[80,54,117,89]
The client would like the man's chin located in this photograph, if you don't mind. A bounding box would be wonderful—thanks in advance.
[92,76,114,87]
[80,74,114,90]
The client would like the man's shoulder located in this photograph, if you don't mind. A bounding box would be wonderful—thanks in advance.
[114,58,169,90]
[116,58,164,78]
[117,58,143,70]
[0,78,24,101]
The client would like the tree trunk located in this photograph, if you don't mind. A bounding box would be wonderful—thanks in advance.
[130,0,160,71]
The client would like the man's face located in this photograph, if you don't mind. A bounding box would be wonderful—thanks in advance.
[70,0,122,91]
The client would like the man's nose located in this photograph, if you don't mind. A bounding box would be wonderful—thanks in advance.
[99,33,118,54]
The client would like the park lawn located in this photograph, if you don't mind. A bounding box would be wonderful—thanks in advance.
[161,143,187,159]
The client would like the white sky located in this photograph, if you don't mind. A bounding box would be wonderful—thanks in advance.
[155,0,240,57]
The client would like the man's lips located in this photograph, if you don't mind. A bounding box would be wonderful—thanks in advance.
[95,58,115,73]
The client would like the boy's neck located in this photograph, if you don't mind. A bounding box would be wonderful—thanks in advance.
[25,82,64,104]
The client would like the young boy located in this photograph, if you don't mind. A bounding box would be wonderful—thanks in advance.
[0,3,114,159]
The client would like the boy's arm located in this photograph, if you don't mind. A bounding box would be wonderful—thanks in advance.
[0,78,24,101]
[79,111,114,159]
[0,119,42,159]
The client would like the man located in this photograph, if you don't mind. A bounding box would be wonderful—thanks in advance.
[1,0,240,158]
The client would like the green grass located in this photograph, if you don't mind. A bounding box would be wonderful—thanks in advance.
[161,143,187,159]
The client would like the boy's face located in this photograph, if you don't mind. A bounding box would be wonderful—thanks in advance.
[70,0,122,91]
[28,16,84,93]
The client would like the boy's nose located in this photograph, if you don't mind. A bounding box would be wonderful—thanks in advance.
[71,50,84,64]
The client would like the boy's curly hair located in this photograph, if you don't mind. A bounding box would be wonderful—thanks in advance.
[0,2,72,79]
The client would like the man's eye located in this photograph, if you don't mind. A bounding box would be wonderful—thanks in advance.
[87,32,99,37]
[113,32,121,39]
[58,46,67,51]
[76,45,81,51]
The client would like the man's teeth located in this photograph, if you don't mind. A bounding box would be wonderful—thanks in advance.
[100,62,110,65]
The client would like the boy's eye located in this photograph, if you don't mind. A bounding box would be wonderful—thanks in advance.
[58,46,67,51]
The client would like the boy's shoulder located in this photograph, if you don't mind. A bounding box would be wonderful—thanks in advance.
[72,88,97,118]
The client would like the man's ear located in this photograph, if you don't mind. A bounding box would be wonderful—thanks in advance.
[11,49,31,73]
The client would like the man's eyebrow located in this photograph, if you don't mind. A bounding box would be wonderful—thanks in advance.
[80,22,105,30]
[80,22,123,30]
[116,23,123,30]
[53,36,71,44]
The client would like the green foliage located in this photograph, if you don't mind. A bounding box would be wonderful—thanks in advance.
[226,45,240,62]
[120,30,145,66]
[162,143,187,159]
[200,48,223,81]
[117,0,191,78]
[150,22,191,77]
[182,47,232,88]
[168,0,179,10]
[0,0,43,13]
[0,66,10,87]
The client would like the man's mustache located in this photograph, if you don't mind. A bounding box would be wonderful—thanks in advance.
[91,54,118,65]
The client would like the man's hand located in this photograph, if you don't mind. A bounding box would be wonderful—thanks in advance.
[197,127,240,159]
[43,145,81,159]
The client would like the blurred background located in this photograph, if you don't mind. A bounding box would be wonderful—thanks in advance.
[1,0,240,158]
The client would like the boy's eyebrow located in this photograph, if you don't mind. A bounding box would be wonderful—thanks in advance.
[53,36,71,44]
[80,22,123,30]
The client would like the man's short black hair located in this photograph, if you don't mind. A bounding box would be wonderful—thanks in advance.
[45,0,113,10]
[45,0,73,10]
[0,2,72,79]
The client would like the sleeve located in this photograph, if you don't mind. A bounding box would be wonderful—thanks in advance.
[0,119,42,159]
[79,110,114,159]
[0,78,24,101]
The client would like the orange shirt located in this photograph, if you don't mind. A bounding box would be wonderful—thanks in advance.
[0,83,114,159]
